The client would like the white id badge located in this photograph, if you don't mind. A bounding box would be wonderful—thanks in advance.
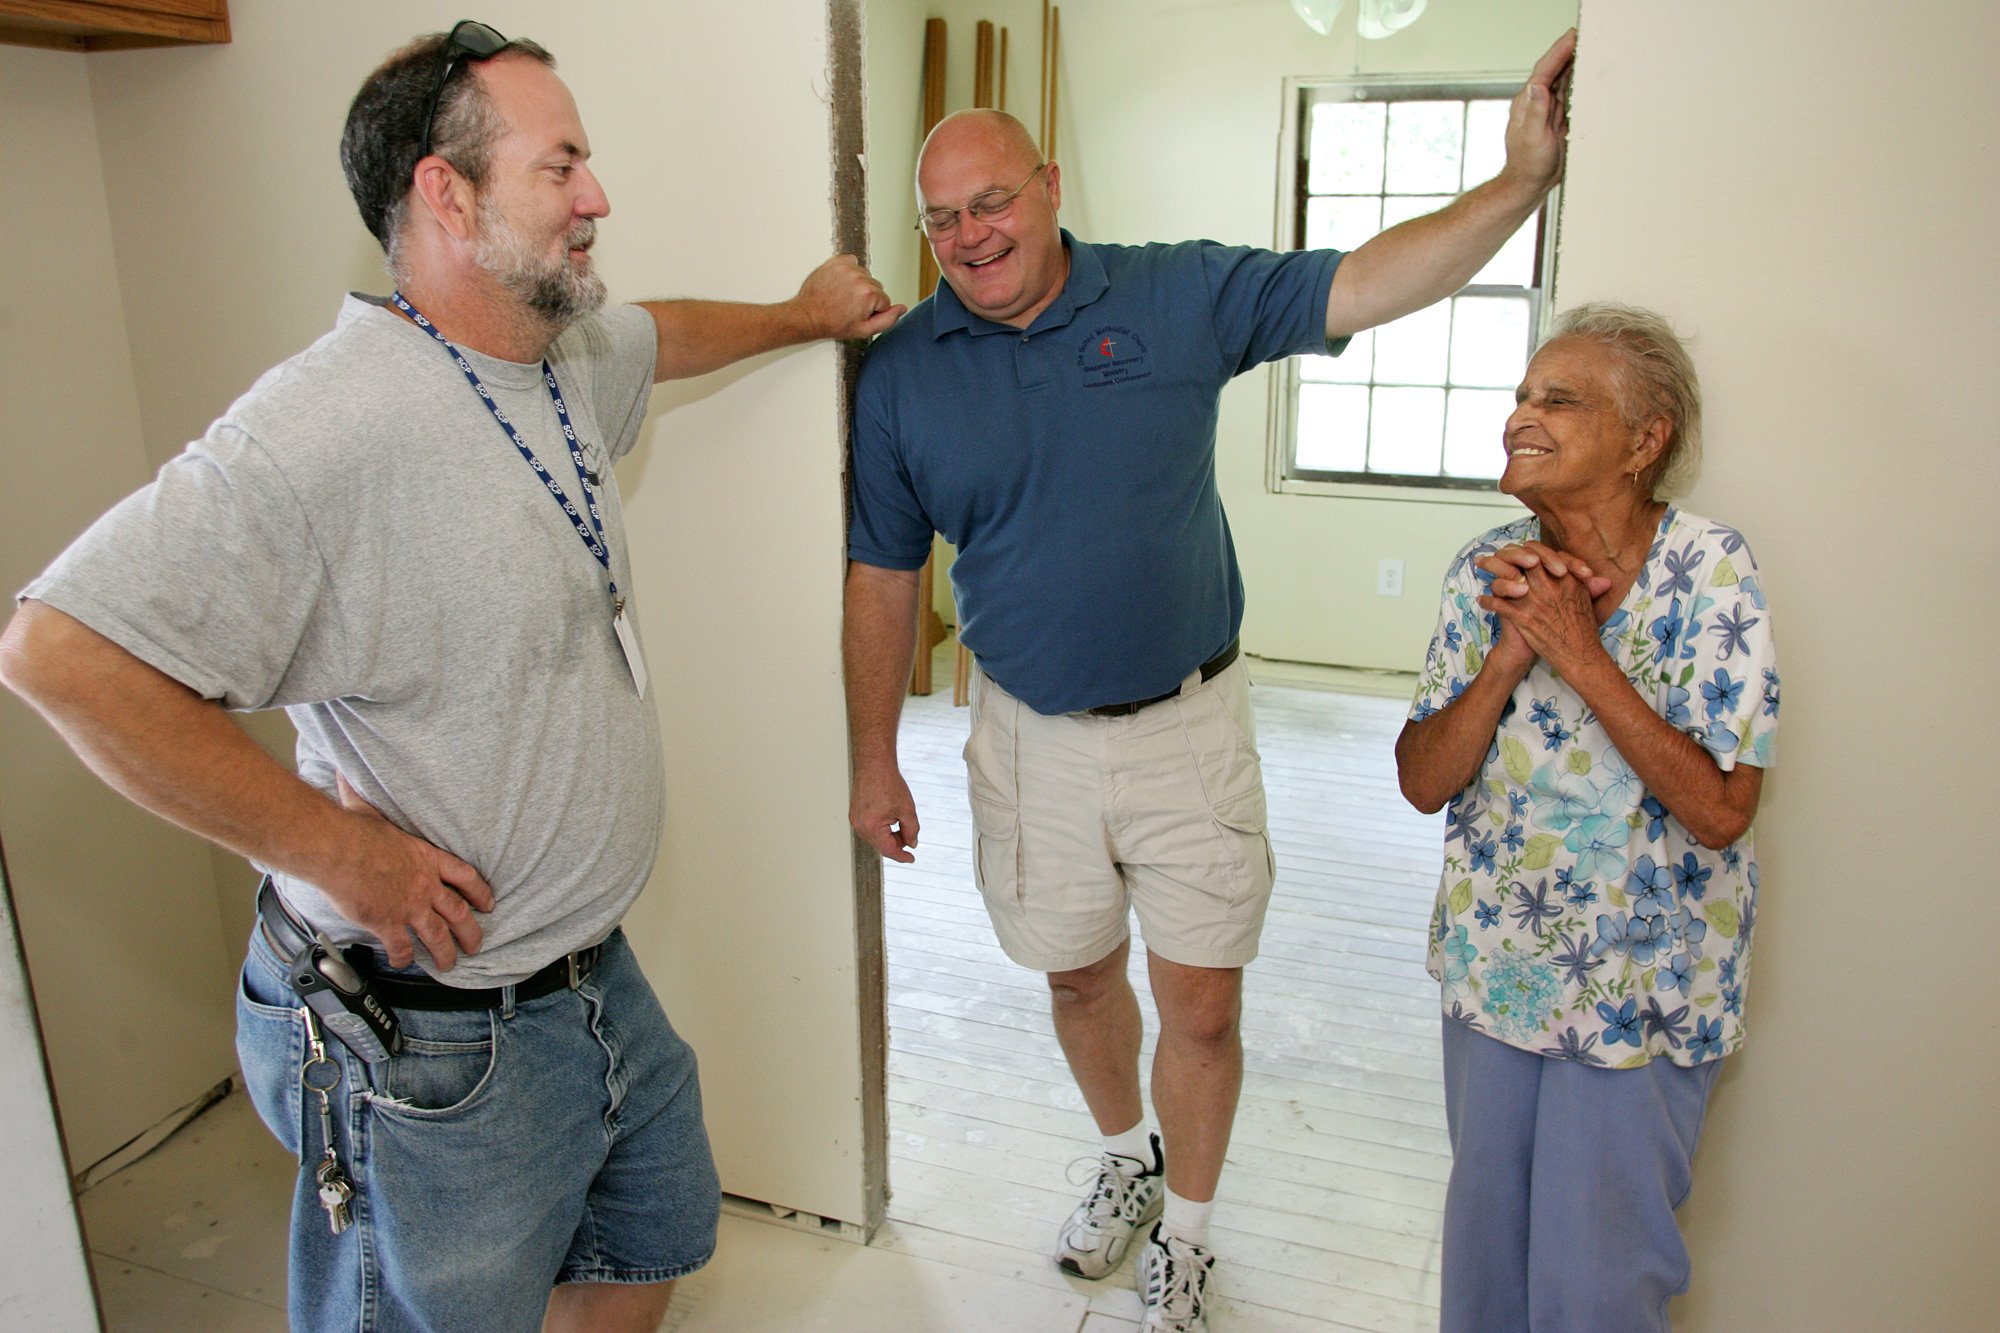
[613,607,649,698]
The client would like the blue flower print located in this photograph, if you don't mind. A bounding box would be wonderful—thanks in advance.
[1475,900,1502,929]
[1443,621,1462,652]
[1721,843,1743,871]
[1711,604,1760,660]
[1663,685,1693,728]
[1444,801,1471,847]
[1739,575,1768,611]
[1718,955,1738,987]
[1649,597,1685,654]
[1508,790,1529,818]
[1721,983,1744,1015]
[1551,931,1603,986]
[1701,668,1743,720]
[1442,926,1476,985]
[1540,1026,1609,1067]
[1641,794,1669,842]
[1672,852,1712,900]
[1642,997,1691,1049]
[1412,698,1438,722]
[1661,952,1696,998]
[1445,1000,1484,1030]
[1626,856,1677,919]
[1592,911,1664,966]
[1541,721,1572,751]
[1530,696,1561,728]
[1510,880,1562,937]
[1468,833,1498,875]
[1480,950,1566,1044]
[1447,677,1468,703]
[1593,753,1644,813]
[1670,905,1707,961]
[1702,719,1741,755]
[1598,997,1642,1047]
[1564,877,1598,909]
[1661,543,1705,597]
[1565,814,1631,884]
[1529,764,1599,833]
[1762,667,1781,717]
[1709,523,1745,554]
[1688,1015,1725,1061]
[1502,823,1526,853]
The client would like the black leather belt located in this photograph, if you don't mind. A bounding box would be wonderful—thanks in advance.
[256,877,601,1011]
[1084,638,1241,717]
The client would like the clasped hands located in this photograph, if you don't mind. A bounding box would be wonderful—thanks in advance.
[1475,540,1614,676]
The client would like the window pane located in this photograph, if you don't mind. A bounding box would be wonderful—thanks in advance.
[1379,193,1453,230]
[1300,329,1373,383]
[1304,195,1383,251]
[1308,100,1386,194]
[1461,100,1509,189]
[1444,389,1513,479]
[1369,386,1445,474]
[1296,383,1370,471]
[1372,301,1450,385]
[1449,295,1531,387]
[1470,215,1538,288]
[1384,101,1464,194]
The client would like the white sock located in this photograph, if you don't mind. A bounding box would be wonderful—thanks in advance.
[1103,1122,1156,1174]
[1159,1186,1213,1249]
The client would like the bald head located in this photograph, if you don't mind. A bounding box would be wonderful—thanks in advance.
[916,109,1043,210]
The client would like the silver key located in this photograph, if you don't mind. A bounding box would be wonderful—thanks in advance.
[315,1157,354,1234]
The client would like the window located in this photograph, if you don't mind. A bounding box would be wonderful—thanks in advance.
[1273,79,1556,492]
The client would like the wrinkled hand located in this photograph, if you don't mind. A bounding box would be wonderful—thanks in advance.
[1499,29,1576,198]
[1478,562,1605,677]
[849,761,920,864]
[327,772,494,970]
[1477,540,1613,600]
[797,254,905,341]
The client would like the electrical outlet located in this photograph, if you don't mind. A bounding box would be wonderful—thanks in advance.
[1377,558,1404,597]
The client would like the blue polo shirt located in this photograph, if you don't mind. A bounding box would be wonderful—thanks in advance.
[850,232,1345,715]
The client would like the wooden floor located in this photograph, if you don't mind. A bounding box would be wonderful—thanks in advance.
[883,651,1449,1332]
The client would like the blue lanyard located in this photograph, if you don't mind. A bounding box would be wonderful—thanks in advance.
[391,291,620,611]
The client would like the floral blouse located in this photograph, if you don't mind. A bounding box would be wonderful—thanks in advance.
[1411,506,1780,1068]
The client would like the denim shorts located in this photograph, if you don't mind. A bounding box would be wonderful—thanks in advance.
[237,923,719,1332]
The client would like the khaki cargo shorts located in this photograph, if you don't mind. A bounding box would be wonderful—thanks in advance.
[963,658,1276,972]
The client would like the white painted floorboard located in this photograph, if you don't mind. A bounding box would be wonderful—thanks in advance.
[881,650,1447,1331]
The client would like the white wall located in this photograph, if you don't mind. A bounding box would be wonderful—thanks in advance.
[13,0,873,1226]
[866,0,1577,666]
[1562,4,1999,1327]
[0,43,238,1172]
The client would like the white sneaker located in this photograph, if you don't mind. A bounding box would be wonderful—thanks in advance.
[1137,1222,1215,1332]
[1052,1132,1165,1279]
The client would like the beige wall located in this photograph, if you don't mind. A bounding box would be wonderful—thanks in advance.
[0,43,238,1170]
[9,0,874,1225]
[866,0,1577,666]
[1562,3,1999,1328]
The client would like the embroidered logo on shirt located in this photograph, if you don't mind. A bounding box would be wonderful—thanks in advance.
[1076,326,1152,388]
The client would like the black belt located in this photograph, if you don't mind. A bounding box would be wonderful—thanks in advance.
[1084,638,1241,717]
[256,877,601,1011]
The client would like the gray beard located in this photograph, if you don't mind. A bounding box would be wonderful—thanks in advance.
[473,197,607,332]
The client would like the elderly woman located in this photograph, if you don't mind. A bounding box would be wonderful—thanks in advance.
[1395,304,1778,1332]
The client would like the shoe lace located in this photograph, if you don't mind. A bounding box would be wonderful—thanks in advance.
[1145,1235,1214,1324]
[1064,1152,1148,1226]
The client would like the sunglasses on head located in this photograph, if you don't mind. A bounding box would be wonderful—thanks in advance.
[416,19,509,161]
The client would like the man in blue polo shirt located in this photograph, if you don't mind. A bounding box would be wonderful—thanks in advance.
[846,32,1573,1332]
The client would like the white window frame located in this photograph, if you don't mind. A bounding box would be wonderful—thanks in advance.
[1267,72,1562,503]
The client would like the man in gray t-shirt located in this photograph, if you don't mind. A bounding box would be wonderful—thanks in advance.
[0,24,898,1333]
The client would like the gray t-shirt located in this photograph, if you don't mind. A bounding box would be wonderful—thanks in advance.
[24,295,665,985]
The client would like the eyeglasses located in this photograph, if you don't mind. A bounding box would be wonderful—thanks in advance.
[416,20,509,162]
[916,164,1047,237]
